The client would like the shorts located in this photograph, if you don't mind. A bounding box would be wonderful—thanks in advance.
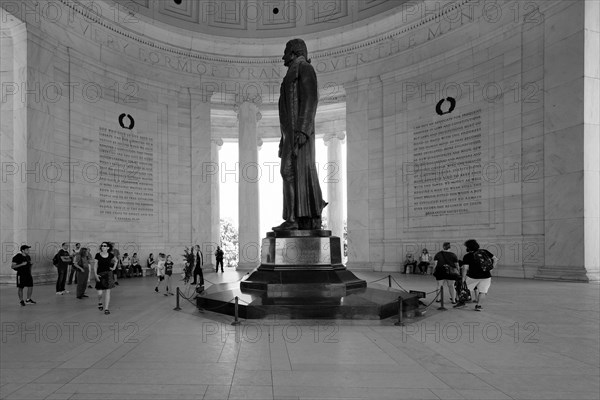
[465,277,491,294]
[16,274,33,288]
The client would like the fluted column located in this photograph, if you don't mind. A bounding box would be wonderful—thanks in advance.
[344,79,371,271]
[206,138,223,270]
[324,131,346,239]
[236,97,262,271]
[189,88,213,257]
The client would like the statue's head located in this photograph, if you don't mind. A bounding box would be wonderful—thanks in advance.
[286,39,308,58]
[283,39,309,66]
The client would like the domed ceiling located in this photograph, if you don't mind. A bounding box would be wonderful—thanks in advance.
[114,0,409,38]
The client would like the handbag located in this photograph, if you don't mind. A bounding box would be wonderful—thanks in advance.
[457,280,471,303]
[439,252,460,280]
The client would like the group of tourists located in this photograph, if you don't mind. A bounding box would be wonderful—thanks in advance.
[402,239,498,311]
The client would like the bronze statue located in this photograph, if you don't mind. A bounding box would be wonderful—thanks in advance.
[272,39,327,231]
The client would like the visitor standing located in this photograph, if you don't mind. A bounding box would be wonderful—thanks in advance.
[12,245,35,306]
[53,243,71,294]
[94,242,117,315]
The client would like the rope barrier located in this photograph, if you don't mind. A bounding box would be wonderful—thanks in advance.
[419,289,441,309]
[174,271,454,321]
[390,276,410,292]
[367,276,390,285]
[394,296,403,326]
[231,296,241,326]
[437,286,447,311]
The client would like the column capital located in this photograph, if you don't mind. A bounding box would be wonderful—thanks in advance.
[188,87,214,103]
[212,138,224,148]
[234,94,262,108]
[323,131,346,145]
[233,98,261,120]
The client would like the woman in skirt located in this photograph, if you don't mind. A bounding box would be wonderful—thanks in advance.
[94,242,117,315]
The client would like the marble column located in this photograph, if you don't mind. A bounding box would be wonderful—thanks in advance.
[236,98,262,271]
[344,79,373,271]
[189,88,213,258]
[207,138,223,270]
[0,19,28,283]
[323,131,346,239]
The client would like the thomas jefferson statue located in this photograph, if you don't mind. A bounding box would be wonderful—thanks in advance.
[272,39,327,231]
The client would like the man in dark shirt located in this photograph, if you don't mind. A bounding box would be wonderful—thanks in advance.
[457,239,498,311]
[191,245,204,284]
[215,246,224,273]
[12,245,36,306]
[53,242,72,295]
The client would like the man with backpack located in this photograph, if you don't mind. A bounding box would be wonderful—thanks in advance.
[456,239,498,311]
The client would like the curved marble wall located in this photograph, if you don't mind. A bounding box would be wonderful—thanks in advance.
[1,0,598,282]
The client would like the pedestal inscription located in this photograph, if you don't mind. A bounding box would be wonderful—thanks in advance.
[260,234,342,267]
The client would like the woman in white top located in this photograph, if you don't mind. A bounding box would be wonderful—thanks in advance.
[418,248,432,275]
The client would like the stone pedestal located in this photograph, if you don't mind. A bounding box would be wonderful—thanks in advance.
[197,230,420,319]
[240,230,366,296]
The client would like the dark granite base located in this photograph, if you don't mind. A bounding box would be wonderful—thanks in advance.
[196,230,419,319]
[240,269,367,296]
[196,282,420,320]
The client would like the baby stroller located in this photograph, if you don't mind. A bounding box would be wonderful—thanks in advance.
[453,277,471,307]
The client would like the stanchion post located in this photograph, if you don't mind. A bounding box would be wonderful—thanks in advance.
[173,287,181,311]
[394,296,404,326]
[231,296,241,326]
[388,275,392,288]
[437,286,447,311]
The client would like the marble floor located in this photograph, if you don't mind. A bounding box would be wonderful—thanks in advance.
[1,270,598,400]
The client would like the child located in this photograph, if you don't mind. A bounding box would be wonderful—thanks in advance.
[164,255,174,296]
[154,253,166,293]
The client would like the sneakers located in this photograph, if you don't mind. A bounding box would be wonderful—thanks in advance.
[154,287,159,293]
[25,299,36,304]
[20,300,25,306]
[474,305,483,312]
[453,301,466,308]
[104,309,110,315]
[56,291,63,295]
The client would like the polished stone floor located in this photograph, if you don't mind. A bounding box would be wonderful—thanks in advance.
[1,270,598,400]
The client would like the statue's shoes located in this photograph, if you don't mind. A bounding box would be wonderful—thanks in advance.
[272,220,299,231]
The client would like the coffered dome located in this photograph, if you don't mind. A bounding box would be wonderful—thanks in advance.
[111,0,408,39]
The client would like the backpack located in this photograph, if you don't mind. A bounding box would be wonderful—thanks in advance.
[473,249,494,272]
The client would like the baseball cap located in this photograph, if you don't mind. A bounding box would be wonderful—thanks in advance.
[20,245,31,251]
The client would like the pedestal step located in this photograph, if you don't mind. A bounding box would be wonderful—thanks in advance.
[197,282,420,320]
